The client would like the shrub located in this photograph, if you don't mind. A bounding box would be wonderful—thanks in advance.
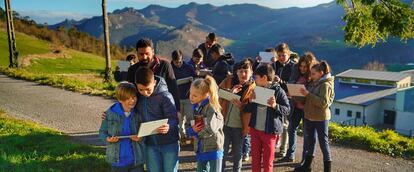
[329,123,414,159]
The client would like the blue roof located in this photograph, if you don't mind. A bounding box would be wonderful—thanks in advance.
[334,80,391,100]
[334,80,396,106]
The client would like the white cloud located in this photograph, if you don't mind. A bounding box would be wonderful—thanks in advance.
[18,10,93,25]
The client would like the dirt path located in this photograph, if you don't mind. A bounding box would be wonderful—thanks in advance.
[0,74,413,171]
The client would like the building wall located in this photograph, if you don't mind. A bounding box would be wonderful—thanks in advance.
[395,87,414,136]
[364,101,382,125]
[395,111,414,136]
[331,102,365,126]
[396,77,412,88]
[379,99,397,124]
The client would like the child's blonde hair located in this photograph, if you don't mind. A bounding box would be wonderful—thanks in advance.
[115,82,137,101]
[191,75,221,112]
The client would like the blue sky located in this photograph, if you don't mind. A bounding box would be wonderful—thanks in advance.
[0,0,334,24]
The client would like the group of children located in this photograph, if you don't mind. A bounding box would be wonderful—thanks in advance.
[99,33,335,172]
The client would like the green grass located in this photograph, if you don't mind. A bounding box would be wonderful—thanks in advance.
[0,29,119,97]
[0,30,51,67]
[0,109,110,172]
[0,67,117,97]
[330,123,414,159]
[27,50,115,74]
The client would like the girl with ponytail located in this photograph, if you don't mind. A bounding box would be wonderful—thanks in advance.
[295,60,334,172]
[185,75,225,171]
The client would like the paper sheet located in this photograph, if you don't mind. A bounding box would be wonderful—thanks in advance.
[199,69,212,76]
[177,77,193,85]
[137,119,168,137]
[218,89,241,101]
[117,135,134,139]
[287,84,306,97]
[259,52,275,63]
[252,86,275,107]
[118,61,131,72]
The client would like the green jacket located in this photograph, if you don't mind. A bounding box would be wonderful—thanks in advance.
[304,75,335,121]
[98,107,146,165]
[185,104,225,153]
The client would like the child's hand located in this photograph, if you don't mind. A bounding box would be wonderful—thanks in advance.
[192,123,204,133]
[256,55,262,62]
[130,135,141,142]
[249,91,256,101]
[107,136,119,143]
[300,88,309,96]
[101,112,106,120]
[231,85,243,94]
[242,127,250,136]
[267,96,277,109]
[271,57,277,63]
[157,124,169,134]
[274,75,281,82]
[231,99,243,109]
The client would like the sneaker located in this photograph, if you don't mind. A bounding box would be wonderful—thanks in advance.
[243,153,250,162]
[277,156,294,163]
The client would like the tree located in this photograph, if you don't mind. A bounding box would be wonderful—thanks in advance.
[337,0,414,47]
[4,0,18,68]
[363,60,386,71]
[102,0,112,82]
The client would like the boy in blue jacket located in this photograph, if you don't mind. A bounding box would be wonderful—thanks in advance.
[134,67,179,172]
[99,82,146,172]
[243,65,290,172]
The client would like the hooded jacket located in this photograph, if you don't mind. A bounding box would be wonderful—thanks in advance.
[304,74,335,121]
[99,102,146,166]
[135,76,179,146]
[271,59,297,92]
[127,55,181,111]
[244,83,290,134]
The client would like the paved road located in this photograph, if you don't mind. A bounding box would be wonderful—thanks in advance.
[1,74,413,171]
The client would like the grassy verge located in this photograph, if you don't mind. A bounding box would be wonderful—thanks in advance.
[0,67,117,97]
[0,29,118,98]
[329,123,414,159]
[0,109,109,171]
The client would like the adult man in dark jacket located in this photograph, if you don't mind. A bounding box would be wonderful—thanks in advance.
[127,38,180,111]
[197,32,222,68]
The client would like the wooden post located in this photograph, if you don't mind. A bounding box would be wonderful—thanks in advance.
[4,0,18,68]
[102,0,112,82]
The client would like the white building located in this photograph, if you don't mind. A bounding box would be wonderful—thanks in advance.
[331,69,413,136]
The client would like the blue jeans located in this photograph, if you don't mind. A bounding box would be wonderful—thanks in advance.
[146,142,179,172]
[285,108,307,160]
[304,119,331,161]
[222,126,243,172]
[242,135,251,156]
[197,158,223,172]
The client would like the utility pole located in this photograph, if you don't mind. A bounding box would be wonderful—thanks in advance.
[5,0,18,68]
[102,0,112,82]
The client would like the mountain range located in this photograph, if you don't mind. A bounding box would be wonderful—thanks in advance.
[49,1,414,73]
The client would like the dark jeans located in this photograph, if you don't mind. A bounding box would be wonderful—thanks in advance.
[304,119,331,161]
[112,164,144,172]
[242,134,251,156]
[222,126,243,172]
[285,107,307,160]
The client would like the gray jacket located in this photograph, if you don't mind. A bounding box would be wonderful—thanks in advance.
[185,103,225,153]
